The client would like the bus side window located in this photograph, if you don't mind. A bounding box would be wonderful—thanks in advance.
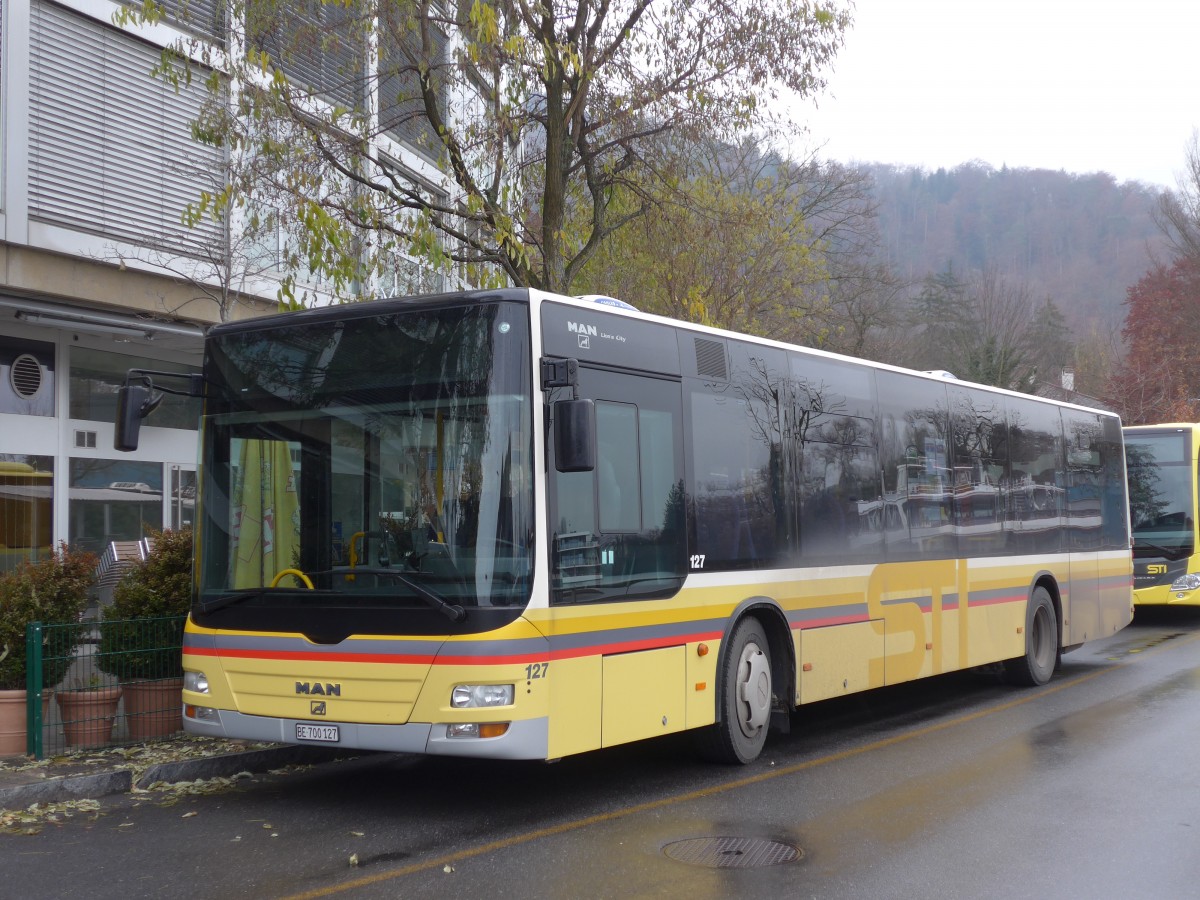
[550,370,685,600]
[596,401,639,533]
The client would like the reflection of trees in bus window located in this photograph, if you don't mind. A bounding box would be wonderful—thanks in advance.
[691,389,777,569]
[1124,432,1193,560]
[731,344,793,558]
[1125,442,1169,529]
[876,373,954,559]
[948,387,1008,552]
[790,354,875,425]
[799,441,883,562]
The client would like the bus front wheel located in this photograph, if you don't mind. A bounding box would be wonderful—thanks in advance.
[1004,586,1058,686]
[694,616,773,764]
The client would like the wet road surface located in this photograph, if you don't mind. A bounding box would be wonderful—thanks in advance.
[7,607,1200,899]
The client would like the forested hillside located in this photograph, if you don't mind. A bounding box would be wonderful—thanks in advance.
[862,163,1168,329]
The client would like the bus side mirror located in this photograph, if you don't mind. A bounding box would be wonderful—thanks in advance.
[553,399,596,472]
[114,384,162,452]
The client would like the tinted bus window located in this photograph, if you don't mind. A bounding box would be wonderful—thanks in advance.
[689,342,791,569]
[1006,396,1065,552]
[1126,431,1194,561]
[799,439,884,563]
[551,368,686,602]
[791,352,876,442]
[877,373,954,560]
[1062,409,1128,551]
[949,386,1008,556]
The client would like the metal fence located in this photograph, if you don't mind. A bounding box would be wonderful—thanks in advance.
[25,616,187,758]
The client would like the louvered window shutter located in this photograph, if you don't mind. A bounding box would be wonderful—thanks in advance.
[30,1,223,254]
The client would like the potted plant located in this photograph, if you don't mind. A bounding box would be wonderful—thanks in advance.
[97,528,192,740]
[56,673,123,748]
[0,543,98,755]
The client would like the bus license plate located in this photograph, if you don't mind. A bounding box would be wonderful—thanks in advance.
[296,723,339,743]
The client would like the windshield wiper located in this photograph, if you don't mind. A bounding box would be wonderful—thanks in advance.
[1133,539,1195,561]
[197,591,261,614]
[392,572,467,623]
[351,567,467,623]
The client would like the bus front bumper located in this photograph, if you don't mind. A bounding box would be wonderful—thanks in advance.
[1133,584,1200,606]
[183,707,550,760]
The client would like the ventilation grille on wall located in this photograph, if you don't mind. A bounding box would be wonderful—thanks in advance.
[694,338,728,380]
[11,354,44,398]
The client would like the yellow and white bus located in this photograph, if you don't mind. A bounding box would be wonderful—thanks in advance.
[118,289,1133,763]
[1125,423,1200,606]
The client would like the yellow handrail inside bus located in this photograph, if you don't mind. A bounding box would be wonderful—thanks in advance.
[346,530,367,581]
[270,568,314,589]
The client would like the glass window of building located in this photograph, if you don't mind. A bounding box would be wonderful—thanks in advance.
[68,459,162,557]
[70,347,201,429]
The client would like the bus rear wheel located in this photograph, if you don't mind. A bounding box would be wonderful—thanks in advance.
[694,616,773,764]
[1004,586,1058,686]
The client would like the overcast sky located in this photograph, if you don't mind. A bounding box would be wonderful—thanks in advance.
[795,0,1198,189]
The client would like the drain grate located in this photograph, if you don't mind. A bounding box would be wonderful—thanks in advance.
[662,837,802,869]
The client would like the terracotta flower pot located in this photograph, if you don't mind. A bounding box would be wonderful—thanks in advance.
[0,689,52,757]
[121,677,184,740]
[57,686,123,748]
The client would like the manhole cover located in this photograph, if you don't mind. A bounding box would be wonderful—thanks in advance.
[662,837,802,869]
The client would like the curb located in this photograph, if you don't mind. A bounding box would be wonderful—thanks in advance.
[0,745,353,809]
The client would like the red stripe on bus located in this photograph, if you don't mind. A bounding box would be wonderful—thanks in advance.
[183,629,727,667]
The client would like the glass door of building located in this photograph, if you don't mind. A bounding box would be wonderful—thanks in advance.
[169,465,196,531]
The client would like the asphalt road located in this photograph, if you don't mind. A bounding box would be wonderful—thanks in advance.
[8,607,1200,900]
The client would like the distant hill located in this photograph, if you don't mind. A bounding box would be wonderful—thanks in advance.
[860,162,1169,331]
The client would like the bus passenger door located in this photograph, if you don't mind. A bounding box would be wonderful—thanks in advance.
[544,367,688,755]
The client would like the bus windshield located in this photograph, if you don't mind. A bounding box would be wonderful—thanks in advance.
[194,299,534,628]
[1126,431,1195,561]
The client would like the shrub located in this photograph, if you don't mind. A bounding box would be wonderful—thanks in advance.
[97,528,193,681]
[0,544,98,690]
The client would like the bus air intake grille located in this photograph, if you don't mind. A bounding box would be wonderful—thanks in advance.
[693,338,728,379]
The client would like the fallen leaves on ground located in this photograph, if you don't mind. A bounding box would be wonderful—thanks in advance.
[0,798,102,835]
[0,737,274,785]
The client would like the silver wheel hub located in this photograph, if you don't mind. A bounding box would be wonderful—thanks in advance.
[736,643,771,736]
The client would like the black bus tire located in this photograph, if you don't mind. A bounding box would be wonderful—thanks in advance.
[693,616,773,764]
[1003,585,1059,686]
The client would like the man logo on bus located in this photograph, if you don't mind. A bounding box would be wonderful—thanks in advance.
[311,701,327,716]
[296,681,341,696]
[568,321,596,350]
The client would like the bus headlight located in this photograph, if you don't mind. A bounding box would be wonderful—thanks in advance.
[446,723,510,739]
[184,670,210,694]
[1170,574,1200,593]
[451,684,514,708]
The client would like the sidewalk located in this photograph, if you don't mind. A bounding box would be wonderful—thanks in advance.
[0,736,353,811]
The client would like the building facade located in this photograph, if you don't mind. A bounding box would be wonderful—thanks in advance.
[1,0,451,573]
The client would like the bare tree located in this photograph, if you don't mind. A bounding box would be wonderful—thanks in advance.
[811,261,913,360]
[1155,130,1200,267]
